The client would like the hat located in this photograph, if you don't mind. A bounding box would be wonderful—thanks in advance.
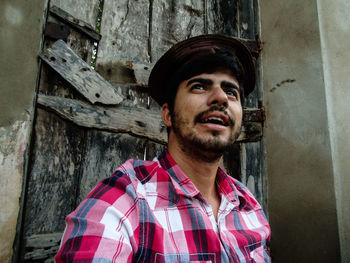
[148,34,256,106]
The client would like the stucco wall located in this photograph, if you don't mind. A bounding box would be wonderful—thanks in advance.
[0,1,46,261]
[317,0,350,261]
[260,0,340,262]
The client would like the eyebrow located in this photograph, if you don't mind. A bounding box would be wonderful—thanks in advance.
[187,78,213,86]
[186,78,240,91]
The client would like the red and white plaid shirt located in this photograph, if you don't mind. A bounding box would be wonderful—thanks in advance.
[56,150,270,262]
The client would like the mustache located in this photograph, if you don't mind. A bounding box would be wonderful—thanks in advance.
[194,106,234,126]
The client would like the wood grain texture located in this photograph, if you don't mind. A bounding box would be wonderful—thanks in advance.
[24,233,61,261]
[23,109,85,237]
[40,40,124,105]
[206,0,239,36]
[49,6,101,42]
[50,0,100,28]
[151,0,205,62]
[96,0,151,65]
[238,0,255,39]
[37,95,167,144]
[77,131,165,204]
[89,1,166,211]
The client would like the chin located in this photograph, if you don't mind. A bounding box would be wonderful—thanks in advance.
[190,134,235,154]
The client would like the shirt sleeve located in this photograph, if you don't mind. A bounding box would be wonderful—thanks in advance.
[55,170,140,262]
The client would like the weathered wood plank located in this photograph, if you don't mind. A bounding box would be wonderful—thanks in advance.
[238,0,255,39]
[127,61,154,87]
[24,233,61,261]
[96,0,151,67]
[240,141,265,207]
[37,95,167,144]
[151,0,205,62]
[37,95,263,143]
[23,109,85,237]
[206,0,239,36]
[77,131,165,203]
[40,40,124,105]
[50,0,100,29]
[25,232,62,249]
[49,5,101,42]
[111,83,151,108]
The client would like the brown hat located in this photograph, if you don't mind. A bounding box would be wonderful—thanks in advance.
[148,34,256,106]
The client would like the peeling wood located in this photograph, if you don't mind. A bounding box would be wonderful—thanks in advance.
[40,40,124,105]
[49,6,101,42]
[24,233,61,260]
[25,232,62,249]
[37,95,263,143]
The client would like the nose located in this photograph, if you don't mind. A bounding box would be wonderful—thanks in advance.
[208,86,228,108]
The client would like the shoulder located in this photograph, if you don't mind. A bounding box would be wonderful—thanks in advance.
[85,158,161,204]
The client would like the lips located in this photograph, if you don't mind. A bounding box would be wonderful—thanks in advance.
[199,113,229,126]
[195,107,233,127]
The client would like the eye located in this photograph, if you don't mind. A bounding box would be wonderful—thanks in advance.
[191,84,205,91]
[224,89,238,98]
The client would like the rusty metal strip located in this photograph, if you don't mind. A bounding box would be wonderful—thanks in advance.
[40,40,124,105]
[243,107,265,122]
[49,5,101,42]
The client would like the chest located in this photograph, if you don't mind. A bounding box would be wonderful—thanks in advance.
[133,196,270,263]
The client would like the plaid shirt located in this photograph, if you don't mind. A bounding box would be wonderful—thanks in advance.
[56,150,270,262]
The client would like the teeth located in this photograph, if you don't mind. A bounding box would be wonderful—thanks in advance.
[204,117,225,125]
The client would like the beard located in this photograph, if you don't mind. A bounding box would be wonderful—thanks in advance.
[170,106,241,162]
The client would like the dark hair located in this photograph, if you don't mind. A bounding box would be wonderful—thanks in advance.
[165,49,245,113]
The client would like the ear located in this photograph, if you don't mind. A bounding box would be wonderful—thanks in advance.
[161,103,172,127]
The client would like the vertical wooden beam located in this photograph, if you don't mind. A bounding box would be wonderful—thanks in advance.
[20,1,101,261]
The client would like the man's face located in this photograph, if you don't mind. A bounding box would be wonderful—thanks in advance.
[163,71,243,158]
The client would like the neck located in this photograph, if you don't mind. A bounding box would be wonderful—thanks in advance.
[168,137,222,201]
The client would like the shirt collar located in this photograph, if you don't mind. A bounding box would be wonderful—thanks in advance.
[157,150,249,208]
[157,150,200,199]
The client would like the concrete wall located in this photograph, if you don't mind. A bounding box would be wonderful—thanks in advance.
[261,0,349,262]
[317,0,350,261]
[0,1,47,261]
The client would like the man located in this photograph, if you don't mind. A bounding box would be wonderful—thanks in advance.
[55,35,271,262]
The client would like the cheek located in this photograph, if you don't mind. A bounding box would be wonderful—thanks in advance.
[230,104,243,118]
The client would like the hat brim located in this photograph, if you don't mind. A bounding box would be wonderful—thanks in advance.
[148,34,256,106]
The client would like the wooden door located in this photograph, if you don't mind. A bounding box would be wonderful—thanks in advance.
[16,1,265,262]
